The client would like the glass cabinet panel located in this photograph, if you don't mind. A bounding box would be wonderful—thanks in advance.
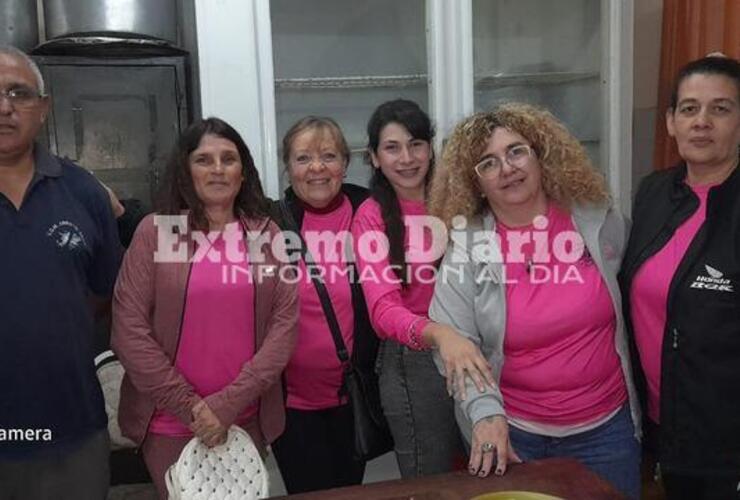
[270,0,428,188]
[472,0,602,166]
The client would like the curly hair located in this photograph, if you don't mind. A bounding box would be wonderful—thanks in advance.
[428,102,609,229]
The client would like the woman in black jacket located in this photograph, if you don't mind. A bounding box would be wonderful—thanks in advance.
[620,56,740,500]
[270,116,376,493]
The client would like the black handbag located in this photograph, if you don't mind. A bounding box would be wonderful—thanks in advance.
[278,201,393,461]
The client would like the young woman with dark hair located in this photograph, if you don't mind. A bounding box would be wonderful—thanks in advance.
[351,99,491,477]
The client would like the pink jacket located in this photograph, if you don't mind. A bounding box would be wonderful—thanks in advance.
[111,214,298,445]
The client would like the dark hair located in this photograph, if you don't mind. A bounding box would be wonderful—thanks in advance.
[157,117,269,229]
[366,99,435,285]
[281,115,350,170]
[670,56,740,110]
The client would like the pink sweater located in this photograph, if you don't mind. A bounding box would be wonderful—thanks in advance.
[630,184,710,423]
[284,196,355,410]
[498,204,627,425]
[150,229,258,435]
[351,198,433,349]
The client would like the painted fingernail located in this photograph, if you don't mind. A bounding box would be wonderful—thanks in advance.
[469,466,477,475]
[478,470,487,477]
[495,468,504,476]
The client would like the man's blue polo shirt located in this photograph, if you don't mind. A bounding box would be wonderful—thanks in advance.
[0,146,122,458]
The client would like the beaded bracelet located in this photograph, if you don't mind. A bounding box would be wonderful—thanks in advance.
[407,317,430,351]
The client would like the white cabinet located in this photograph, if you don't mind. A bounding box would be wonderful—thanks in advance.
[271,0,428,188]
[194,0,632,211]
[473,0,602,161]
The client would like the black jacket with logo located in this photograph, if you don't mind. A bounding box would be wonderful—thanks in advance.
[620,161,740,476]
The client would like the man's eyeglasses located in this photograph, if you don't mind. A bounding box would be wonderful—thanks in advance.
[0,87,46,109]
[474,144,534,179]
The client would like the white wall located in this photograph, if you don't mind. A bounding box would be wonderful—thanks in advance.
[632,0,663,196]
[194,0,280,198]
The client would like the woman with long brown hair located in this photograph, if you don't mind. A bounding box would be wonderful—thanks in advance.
[112,117,298,499]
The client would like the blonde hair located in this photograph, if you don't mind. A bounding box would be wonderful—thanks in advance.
[428,102,609,229]
[281,116,350,170]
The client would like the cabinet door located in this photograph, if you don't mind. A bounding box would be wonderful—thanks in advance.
[42,64,183,207]
[193,0,631,209]
[472,0,603,165]
[270,0,429,188]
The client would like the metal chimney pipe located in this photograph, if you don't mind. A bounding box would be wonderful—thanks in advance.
[43,0,177,44]
[0,0,40,51]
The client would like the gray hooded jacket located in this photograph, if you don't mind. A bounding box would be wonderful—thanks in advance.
[429,204,642,444]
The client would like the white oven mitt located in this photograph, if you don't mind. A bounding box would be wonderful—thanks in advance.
[165,426,269,500]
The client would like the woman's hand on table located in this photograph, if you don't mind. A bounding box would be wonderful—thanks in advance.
[424,322,495,400]
[469,415,522,478]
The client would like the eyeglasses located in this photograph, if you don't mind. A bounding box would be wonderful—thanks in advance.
[0,87,45,109]
[291,152,343,168]
[474,144,534,179]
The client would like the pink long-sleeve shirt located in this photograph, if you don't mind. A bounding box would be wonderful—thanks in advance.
[351,197,434,349]
[284,196,355,410]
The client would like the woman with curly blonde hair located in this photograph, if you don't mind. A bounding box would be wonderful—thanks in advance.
[428,103,609,227]
[427,103,642,499]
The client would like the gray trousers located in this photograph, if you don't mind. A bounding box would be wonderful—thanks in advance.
[0,429,109,500]
[377,340,464,478]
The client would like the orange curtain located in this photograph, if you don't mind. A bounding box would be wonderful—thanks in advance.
[653,0,740,169]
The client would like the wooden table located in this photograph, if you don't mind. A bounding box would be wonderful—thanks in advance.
[276,458,625,500]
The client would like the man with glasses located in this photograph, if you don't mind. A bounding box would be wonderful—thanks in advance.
[0,45,121,500]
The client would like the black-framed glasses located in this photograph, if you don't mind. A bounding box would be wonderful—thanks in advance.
[0,87,45,109]
[474,144,534,179]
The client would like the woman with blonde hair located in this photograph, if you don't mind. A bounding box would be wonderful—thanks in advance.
[428,103,641,498]
[270,116,373,492]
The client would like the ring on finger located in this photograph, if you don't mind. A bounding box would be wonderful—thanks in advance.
[481,442,494,453]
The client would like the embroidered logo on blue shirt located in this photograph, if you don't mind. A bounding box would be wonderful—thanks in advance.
[46,220,88,251]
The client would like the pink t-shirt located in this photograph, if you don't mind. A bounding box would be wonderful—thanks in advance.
[150,226,257,436]
[351,198,435,348]
[284,196,355,410]
[630,184,710,423]
[498,204,627,426]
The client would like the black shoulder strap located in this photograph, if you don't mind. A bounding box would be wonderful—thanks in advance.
[278,199,350,365]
